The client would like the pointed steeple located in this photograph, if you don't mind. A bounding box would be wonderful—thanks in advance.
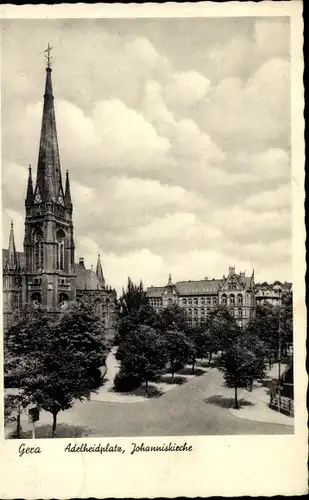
[34,51,64,203]
[7,221,18,270]
[65,170,72,208]
[167,273,173,286]
[25,165,34,206]
[96,253,105,286]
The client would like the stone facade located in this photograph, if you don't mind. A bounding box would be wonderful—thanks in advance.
[147,266,256,328]
[2,63,117,331]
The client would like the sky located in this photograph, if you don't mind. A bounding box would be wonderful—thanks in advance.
[1,17,291,294]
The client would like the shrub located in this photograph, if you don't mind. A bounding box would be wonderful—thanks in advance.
[113,370,141,392]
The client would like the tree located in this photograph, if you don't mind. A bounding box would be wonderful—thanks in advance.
[115,277,159,345]
[115,325,167,396]
[217,334,267,409]
[5,298,109,437]
[163,329,191,380]
[206,305,240,355]
[160,303,187,333]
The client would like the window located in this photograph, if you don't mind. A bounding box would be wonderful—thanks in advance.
[238,308,243,316]
[201,298,205,305]
[168,298,172,306]
[56,229,65,271]
[207,297,211,305]
[230,294,235,305]
[35,230,44,269]
[194,298,198,305]
[188,298,192,305]
[221,294,227,305]
[201,308,205,316]
[188,308,192,315]
[182,298,187,306]
[237,293,243,305]
[213,297,217,305]
[194,308,198,316]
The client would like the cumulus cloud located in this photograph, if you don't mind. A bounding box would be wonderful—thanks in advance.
[1,17,292,290]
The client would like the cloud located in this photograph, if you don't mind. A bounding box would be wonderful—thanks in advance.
[245,185,291,211]
[1,19,292,288]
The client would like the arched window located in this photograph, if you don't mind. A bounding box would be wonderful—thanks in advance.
[182,298,187,306]
[56,229,65,271]
[188,308,192,316]
[221,294,227,305]
[201,308,205,315]
[238,308,243,317]
[194,308,198,316]
[230,294,235,305]
[35,230,44,269]
[168,298,172,306]
[237,293,243,305]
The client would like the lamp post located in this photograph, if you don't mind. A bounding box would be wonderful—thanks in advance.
[277,309,282,413]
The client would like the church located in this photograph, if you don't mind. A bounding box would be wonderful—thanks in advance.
[2,54,117,330]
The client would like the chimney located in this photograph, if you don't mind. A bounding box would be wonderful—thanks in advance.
[79,257,85,268]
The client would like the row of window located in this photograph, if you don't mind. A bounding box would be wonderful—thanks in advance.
[182,297,218,306]
[221,293,243,305]
[185,307,243,317]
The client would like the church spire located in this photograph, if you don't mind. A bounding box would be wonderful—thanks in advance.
[25,165,34,206]
[167,273,173,286]
[34,45,64,204]
[96,253,105,287]
[65,170,72,208]
[7,221,18,270]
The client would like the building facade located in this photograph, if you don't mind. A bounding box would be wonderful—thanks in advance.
[2,61,116,331]
[147,266,256,328]
[255,281,292,307]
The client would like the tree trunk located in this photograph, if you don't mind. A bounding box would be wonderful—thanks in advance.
[171,359,174,381]
[16,406,21,438]
[52,412,58,438]
[145,379,149,397]
[192,357,195,375]
[234,386,239,410]
[208,351,212,365]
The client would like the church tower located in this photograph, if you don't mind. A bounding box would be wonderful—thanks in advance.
[22,48,76,313]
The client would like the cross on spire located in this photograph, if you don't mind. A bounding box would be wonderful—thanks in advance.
[45,43,52,68]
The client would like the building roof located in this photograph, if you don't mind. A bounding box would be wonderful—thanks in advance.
[74,262,103,290]
[2,249,25,271]
[175,279,224,295]
[147,286,165,298]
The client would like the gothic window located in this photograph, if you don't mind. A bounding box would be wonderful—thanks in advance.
[230,294,235,306]
[221,294,227,305]
[35,230,44,269]
[237,293,243,305]
[56,229,65,271]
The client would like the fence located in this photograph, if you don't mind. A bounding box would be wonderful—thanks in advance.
[269,396,294,417]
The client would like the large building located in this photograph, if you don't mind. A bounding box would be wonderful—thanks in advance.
[2,58,116,330]
[147,266,256,328]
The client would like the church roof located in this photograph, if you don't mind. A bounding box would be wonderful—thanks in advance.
[2,249,25,271]
[74,263,102,290]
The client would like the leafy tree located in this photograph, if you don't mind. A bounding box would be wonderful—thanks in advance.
[185,325,209,373]
[115,277,159,345]
[217,334,267,409]
[115,325,167,396]
[5,298,109,437]
[163,329,191,380]
[160,303,187,333]
[206,305,240,355]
